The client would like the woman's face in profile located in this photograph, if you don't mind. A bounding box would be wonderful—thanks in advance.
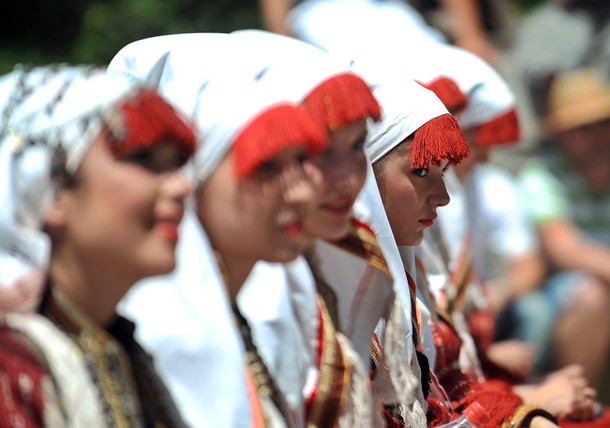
[197,145,318,264]
[304,119,369,241]
[47,135,192,280]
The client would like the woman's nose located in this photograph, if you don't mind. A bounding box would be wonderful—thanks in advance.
[163,171,193,201]
[282,164,316,207]
[429,179,450,208]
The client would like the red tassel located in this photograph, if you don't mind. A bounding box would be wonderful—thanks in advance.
[427,397,452,426]
[301,72,381,131]
[467,309,496,352]
[411,113,470,168]
[419,77,468,115]
[231,104,328,178]
[109,89,196,158]
[455,390,522,428]
[475,108,521,147]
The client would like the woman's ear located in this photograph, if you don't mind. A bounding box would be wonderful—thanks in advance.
[43,188,71,231]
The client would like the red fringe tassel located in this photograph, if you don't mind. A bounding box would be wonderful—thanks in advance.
[231,104,328,178]
[475,108,521,147]
[110,89,196,158]
[419,76,468,115]
[427,396,452,426]
[411,113,470,168]
[301,72,381,132]
[455,388,522,428]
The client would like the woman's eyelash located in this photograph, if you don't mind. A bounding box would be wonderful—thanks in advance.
[352,138,366,150]
[412,168,428,177]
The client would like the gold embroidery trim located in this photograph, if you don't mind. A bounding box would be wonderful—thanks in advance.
[307,295,352,428]
[501,405,553,428]
[51,288,141,428]
[334,221,392,278]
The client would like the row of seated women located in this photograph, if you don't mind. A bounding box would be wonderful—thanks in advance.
[0,29,607,427]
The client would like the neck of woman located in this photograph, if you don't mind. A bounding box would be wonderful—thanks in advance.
[215,251,254,304]
[48,245,136,327]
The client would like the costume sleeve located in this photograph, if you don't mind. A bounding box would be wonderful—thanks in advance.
[518,160,569,226]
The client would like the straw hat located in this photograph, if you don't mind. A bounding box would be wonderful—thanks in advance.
[547,67,610,133]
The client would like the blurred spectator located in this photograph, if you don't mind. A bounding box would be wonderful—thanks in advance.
[258,0,499,64]
[518,67,610,385]
[514,0,610,119]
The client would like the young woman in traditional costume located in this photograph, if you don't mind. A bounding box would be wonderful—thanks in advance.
[360,70,560,427]
[110,30,428,427]
[231,30,427,427]
[111,34,334,427]
[110,33,262,427]
[0,66,196,426]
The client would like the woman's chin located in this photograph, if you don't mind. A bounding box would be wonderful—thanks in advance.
[306,217,350,242]
[139,256,177,279]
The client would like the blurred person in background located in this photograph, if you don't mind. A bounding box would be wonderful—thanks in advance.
[258,0,499,63]
[518,66,610,387]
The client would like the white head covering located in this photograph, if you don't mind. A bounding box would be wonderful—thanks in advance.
[230,29,353,98]
[364,76,450,164]
[436,47,515,132]
[362,72,454,373]
[0,66,145,304]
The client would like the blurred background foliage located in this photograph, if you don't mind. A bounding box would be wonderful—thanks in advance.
[0,0,262,73]
[1,0,545,74]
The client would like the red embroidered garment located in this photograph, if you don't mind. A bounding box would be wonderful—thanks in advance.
[0,327,48,427]
[0,287,187,428]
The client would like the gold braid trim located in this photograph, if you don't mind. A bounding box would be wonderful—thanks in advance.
[333,220,392,278]
[369,336,382,374]
[48,287,142,428]
[307,295,352,428]
[501,405,557,428]
[233,307,293,426]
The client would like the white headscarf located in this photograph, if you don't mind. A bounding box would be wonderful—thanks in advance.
[364,75,450,165]
[0,66,144,307]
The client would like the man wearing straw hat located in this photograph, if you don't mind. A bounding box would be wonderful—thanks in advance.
[518,67,610,388]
